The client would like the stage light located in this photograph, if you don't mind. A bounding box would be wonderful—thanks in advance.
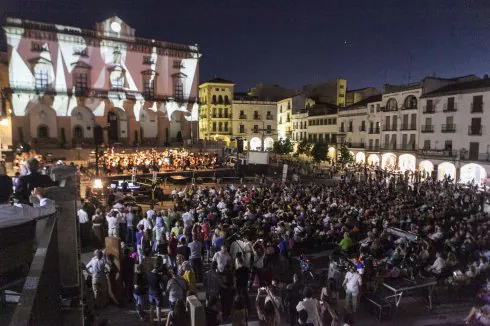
[93,178,103,189]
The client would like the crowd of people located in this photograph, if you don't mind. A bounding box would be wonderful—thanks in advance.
[76,163,490,325]
[100,148,220,175]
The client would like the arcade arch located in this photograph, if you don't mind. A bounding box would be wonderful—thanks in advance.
[398,154,416,172]
[355,152,366,164]
[367,154,380,167]
[437,162,456,181]
[249,137,262,151]
[460,163,487,185]
[381,153,397,169]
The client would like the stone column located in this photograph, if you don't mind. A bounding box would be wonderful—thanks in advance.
[47,165,80,294]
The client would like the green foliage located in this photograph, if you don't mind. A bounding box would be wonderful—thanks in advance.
[296,139,312,156]
[310,143,329,163]
[273,138,294,155]
[338,145,354,165]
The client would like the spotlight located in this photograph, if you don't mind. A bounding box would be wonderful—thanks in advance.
[93,178,103,189]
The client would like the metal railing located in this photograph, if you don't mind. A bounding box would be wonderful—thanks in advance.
[420,125,434,133]
[8,213,61,326]
[368,128,380,134]
[423,106,435,114]
[470,102,483,113]
[441,124,456,133]
[443,104,457,112]
[468,125,483,135]
[400,124,417,131]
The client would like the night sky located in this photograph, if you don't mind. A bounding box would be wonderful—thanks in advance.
[3,0,490,92]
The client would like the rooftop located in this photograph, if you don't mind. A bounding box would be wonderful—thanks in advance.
[342,94,382,110]
[308,103,338,116]
[421,76,490,98]
[202,77,234,85]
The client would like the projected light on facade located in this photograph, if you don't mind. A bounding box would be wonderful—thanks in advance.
[3,16,201,146]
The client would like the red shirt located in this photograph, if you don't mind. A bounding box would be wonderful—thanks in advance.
[168,236,178,256]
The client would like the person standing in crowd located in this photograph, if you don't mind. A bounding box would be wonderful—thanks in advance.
[168,232,179,268]
[167,268,187,310]
[213,244,232,273]
[204,261,223,301]
[286,273,305,325]
[135,225,145,263]
[343,266,362,313]
[296,287,322,326]
[78,202,91,248]
[133,264,147,321]
[91,209,105,248]
[166,299,189,326]
[84,249,109,309]
[14,157,56,204]
[189,235,203,282]
[106,209,121,238]
[256,287,280,326]
[250,240,266,290]
[231,295,248,326]
[120,248,135,304]
[205,296,222,326]
[177,237,191,261]
[235,257,250,311]
[147,263,165,324]
[125,207,135,247]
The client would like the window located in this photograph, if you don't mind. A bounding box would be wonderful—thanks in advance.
[212,95,217,104]
[254,111,259,119]
[212,108,217,118]
[239,110,245,118]
[75,73,88,92]
[224,95,230,105]
[218,108,223,118]
[143,56,154,65]
[218,95,223,104]
[173,60,184,69]
[174,80,184,100]
[32,42,47,52]
[332,118,337,124]
[472,95,483,113]
[339,84,345,89]
[218,122,223,132]
[35,70,49,90]
[376,104,380,112]
[143,78,155,98]
[239,124,245,133]
[444,140,452,150]
[38,125,49,139]
[370,105,374,113]
[253,125,259,133]
[267,125,272,133]
[361,121,365,131]
[73,126,83,139]
[224,108,229,118]
[404,95,417,109]
[424,140,430,149]
[212,122,216,132]
[73,47,88,57]
[386,98,398,111]
[224,122,228,132]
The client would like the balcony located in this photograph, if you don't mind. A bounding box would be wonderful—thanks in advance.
[400,124,417,131]
[402,104,417,110]
[347,127,353,132]
[239,114,247,119]
[253,115,261,120]
[345,142,365,148]
[383,106,398,112]
[358,126,366,132]
[338,127,346,133]
[423,105,435,114]
[417,149,457,158]
[443,103,457,112]
[383,125,398,132]
[266,115,274,120]
[468,125,483,135]
[365,145,381,151]
[441,124,456,133]
[471,102,483,113]
[368,127,380,134]
[420,125,434,133]
[380,144,417,151]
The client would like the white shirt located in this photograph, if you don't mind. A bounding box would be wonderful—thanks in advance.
[86,257,107,279]
[182,211,193,227]
[296,298,321,325]
[344,271,362,294]
[0,198,56,224]
[430,257,446,274]
[252,250,265,268]
[137,218,152,231]
[77,209,89,224]
[212,251,231,272]
[106,214,120,230]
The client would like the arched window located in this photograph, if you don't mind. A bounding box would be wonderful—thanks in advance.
[38,125,49,139]
[218,95,223,104]
[404,95,417,109]
[73,126,83,139]
[386,98,398,111]
[224,95,230,105]
[212,95,217,104]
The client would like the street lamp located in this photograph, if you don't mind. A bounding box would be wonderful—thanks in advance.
[0,118,9,161]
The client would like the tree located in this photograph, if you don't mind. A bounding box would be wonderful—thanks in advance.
[338,145,354,166]
[273,138,294,155]
[296,139,312,156]
[310,143,329,163]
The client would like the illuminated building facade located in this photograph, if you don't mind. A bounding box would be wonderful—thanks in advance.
[3,16,200,148]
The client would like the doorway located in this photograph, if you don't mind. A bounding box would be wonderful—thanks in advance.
[107,112,118,142]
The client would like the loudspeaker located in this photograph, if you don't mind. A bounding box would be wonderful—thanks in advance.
[94,125,103,145]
